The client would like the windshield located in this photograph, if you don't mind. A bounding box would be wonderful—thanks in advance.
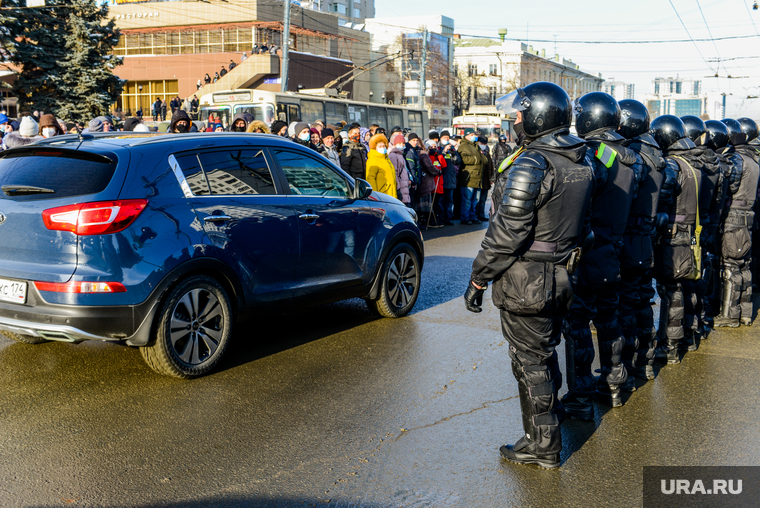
[233,104,276,125]
[200,107,231,129]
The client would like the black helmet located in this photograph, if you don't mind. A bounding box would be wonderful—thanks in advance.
[651,115,687,150]
[737,117,759,142]
[721,119,748,146]
[618,99,650,139]
[573,92,620,138]
[681,115,709,146]
[495,82,572,138]
[704,120,729,150]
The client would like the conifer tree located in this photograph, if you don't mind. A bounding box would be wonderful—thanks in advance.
[4,0,124,121]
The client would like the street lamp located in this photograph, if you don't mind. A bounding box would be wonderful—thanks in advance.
[138,84,143,117]
[369,91,374,103]
[381,93,386,104]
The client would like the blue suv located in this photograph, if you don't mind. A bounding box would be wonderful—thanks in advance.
[0,133,423,378]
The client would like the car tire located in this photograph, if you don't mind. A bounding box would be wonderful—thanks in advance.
[365,243,421,318]
[2,332,49,344]
[140,275,233,379]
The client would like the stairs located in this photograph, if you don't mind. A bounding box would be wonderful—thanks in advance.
[190,53,280,101]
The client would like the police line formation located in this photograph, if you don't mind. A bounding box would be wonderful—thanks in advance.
[463,82,760,469]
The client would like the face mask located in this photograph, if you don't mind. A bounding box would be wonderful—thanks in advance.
[467,135,476,142]
[232,124,246,132]
[440,139,449,145]
[42,128,57,138]
[299,132,311,141]
[350,134,360,143]
[0,125,5,134]
[479,144,487,150]
[377,147,387,155]
[513,122,526,145]
[175,123,189,133]
[396,143,405,149]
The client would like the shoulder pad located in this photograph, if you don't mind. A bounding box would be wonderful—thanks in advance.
[501,158,548,218]
[512,150,549,171]
[664,158,681,173]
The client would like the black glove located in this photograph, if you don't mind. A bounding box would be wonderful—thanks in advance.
[464,281,486,313]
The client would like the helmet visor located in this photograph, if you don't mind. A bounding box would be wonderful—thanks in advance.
[495,89,530,115]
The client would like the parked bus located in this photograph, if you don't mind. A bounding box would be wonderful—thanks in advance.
[198,89,429,134]
[451,114,515,143]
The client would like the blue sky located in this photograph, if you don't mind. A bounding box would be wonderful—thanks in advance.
[375,0,760,118]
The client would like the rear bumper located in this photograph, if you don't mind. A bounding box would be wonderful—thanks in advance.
[0,293,160,346]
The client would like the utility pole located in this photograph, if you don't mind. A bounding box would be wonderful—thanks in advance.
[281,0,291,93]
[418,29,428,108]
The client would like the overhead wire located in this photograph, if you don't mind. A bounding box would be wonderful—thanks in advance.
[667,0,716,73]
[695,0,722,74]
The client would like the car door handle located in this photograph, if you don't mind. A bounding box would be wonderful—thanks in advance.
[203,215,232,223]
[299,213,320,221]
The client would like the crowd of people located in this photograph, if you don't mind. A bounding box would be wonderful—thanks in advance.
[0,105,515,230]
[196,47,276,90]
[462,82,760,470]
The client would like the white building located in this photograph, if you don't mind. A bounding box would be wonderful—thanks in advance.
[299,0,375,24]
[602,79,635,101]
[644,77,718,118]
[364,16,455,130]
[452,38,604,114]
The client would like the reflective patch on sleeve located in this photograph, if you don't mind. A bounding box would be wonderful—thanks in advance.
[595,142,617,169]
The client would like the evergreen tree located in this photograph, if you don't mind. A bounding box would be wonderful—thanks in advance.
[5,0,124,121]
[56,0,124,122]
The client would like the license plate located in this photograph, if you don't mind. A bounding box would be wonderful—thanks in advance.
[0,278,27,304]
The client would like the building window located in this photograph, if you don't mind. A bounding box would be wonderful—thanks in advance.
[676,81,682,94]
[489,64,498,76]
[334,2,346,14]
[117,79,179,117]
[468,63,477,77]
[353,8,360,17]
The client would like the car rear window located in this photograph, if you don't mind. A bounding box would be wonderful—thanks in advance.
[0,149,118,201]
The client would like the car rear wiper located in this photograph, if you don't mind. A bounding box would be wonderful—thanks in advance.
[2,185,56,196]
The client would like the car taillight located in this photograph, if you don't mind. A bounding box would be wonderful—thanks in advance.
[42,199,148,235]
[34,281,127,293]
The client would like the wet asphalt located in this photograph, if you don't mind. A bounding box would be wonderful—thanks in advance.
[2,221,760,508]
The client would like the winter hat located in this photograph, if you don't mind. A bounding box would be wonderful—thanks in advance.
[428,130,439,141]
[88,118,104,132]
[94,116,112,127]
[270,120,288,136]
[391,132,405,146]
[463,128,476,136]
[123,117,141,132]
[39,114,63,135]
[369,133,388,151]
[407,132,420,142]
[425,139,437,148]
[293,122,309,137]
[477,136,488,145]
[320,127,334,138]
[19,116,39,137]
[134,124,150,133]
[288,122,298,137]
[440,130,451,138]
[0,113,8,125]
[310,127,320,136]
[9,120,19,132]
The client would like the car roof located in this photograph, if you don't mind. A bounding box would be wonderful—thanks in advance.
[30,132,310,151]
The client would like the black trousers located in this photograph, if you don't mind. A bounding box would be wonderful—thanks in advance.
[499,263,573,456]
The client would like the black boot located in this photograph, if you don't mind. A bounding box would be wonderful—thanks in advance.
[713,316,740,328]
[499,441,560,469]
[654,341,680,364]
[561,394,594,420]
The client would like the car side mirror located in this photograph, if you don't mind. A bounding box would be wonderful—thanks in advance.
[353,179,373,200]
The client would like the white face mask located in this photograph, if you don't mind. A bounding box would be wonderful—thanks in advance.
[0,125,6,134]
[440,139,449,145]
[299,132,310,141]
[377,147,387,155]
[395,143,405,149]
[42,128,57,138]
[479,143,488,150]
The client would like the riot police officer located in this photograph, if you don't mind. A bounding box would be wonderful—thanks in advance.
[713,118,760,326]
[617,100,667,382]
[562,92,642,416]
[651,116,700,365]
[464,82,594,469]
[703,120,734,318]
[679,116,722,350]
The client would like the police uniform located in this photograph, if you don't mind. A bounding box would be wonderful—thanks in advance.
[465,82,594,469]
[562,92,642,415]
[617,99,667,382]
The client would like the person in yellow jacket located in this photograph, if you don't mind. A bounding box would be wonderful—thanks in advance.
[365,133,398,199]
